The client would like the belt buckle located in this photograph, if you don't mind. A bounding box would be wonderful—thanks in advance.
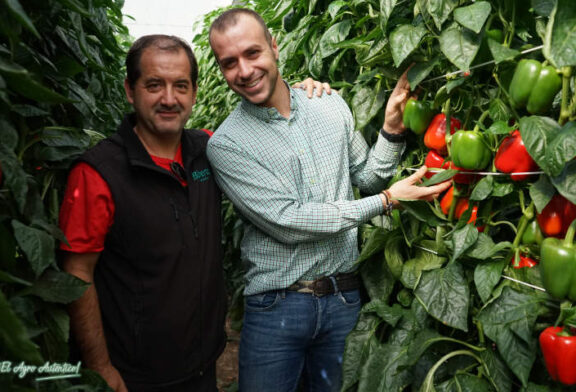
[312,277,331,297]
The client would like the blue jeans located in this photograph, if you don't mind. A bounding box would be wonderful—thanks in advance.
[239,289,362,392]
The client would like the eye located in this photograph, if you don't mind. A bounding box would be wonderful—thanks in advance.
[220,59,236,70]
[175,83,189,92]
[146,83,161,92]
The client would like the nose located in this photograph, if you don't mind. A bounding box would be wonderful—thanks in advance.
[161,86,177,107]
[237,58,253,80]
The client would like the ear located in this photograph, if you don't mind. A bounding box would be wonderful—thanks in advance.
[271,37,279,61]
[124,79,135,105]
[191,85,197,106]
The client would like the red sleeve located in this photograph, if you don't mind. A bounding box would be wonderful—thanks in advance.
[59,162,115,253]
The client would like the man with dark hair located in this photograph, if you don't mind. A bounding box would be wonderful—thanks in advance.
[60,33,329,392]
[59,35,225,392]
[207,8,451,392]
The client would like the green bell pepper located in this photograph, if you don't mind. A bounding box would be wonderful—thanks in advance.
[540,219,576,301]
[509,59,562,114]
[450,130,492,170]
[402,98,434,134]
[522,219,544,245]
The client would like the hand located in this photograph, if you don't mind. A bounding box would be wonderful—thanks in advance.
[386,166,451,203]
[95,363,128,392]
[292,77,332,98]
[382,67,414,135]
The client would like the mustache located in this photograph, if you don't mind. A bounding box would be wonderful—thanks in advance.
[155,105,181,113]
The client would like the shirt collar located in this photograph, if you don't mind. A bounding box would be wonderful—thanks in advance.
[240,81,298,122]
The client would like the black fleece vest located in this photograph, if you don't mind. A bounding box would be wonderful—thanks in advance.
[79,115,226,385]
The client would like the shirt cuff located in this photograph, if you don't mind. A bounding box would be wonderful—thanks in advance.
[358,194,385,220]
[374,132,406,161]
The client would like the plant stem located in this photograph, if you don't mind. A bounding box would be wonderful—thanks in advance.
[559,67,573,126]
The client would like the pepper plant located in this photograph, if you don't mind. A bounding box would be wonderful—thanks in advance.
[191,0,576,390]
[0,0,130,390]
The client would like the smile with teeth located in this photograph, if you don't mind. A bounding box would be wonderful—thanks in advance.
[243,76,263,88]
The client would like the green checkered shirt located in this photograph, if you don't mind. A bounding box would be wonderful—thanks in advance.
[207,86,405,295]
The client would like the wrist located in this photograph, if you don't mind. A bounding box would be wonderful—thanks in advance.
[380,127,406,143]
[380,189,394,216]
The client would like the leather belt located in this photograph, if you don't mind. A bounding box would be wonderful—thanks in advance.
[287,272,361,297]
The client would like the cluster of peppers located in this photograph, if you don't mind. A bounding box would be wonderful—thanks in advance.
[403,58,572,386]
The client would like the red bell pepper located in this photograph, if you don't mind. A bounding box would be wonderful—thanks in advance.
[494,130,539,181]
[440,187,479,225]
[540,326,576,385]
[512,254,538,269]
[424,150,449,179]
[537,194,576,238]
[424,114,462,156]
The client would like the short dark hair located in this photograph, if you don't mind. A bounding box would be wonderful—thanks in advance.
[209,8,272,48]
[125,35,198,89]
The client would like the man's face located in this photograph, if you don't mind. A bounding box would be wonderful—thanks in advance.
[210,15,280,106]
[124,47,196,138]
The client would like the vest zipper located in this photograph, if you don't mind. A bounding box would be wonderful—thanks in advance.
[170,198,180,221]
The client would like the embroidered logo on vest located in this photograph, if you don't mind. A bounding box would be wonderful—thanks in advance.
[191,168,211,182]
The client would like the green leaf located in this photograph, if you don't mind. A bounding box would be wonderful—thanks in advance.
[379,0,398,29]
[0,270,31,286]
[327,0,348,18]
[489,98,515,122]
[41,127,91,148]
[362,300,405,327]
[492,181,514,198]
[4,73,71,103]
[407,59,440,90]
[479,349,514,392]
[0,57,28,75]
[454,2,491,34]
[436,373,494,392]
[341,313,380,391]
[389,24,427,67]
[439,26,482,70]
[466,233,511,260]
[4,0,40,38]
[532,0,557,17]
[401,249,446,289]
[11,220,55,277]
[478,287,543,386]
[20,270,89,304]
[474,258,507,303]
[421,169,456,186]
[415,263,469,331]
[401,200,444,226]
[0,291,43,364]
[357,227,388,263]
[318,19,353,58]
[470,175,493,201]
[485,120,516,135]
[360,252,396,302]
[530,175,556,213]
[518,116,561,175]
[450,224,479,263]
[545,121,576,177]
[487,39,520,64]
[384,232,406,279]
[358,342,412,391]
[351,83,387,130]
[543,0,576,67]
[426,0,459,30]
[551,159,576,204]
